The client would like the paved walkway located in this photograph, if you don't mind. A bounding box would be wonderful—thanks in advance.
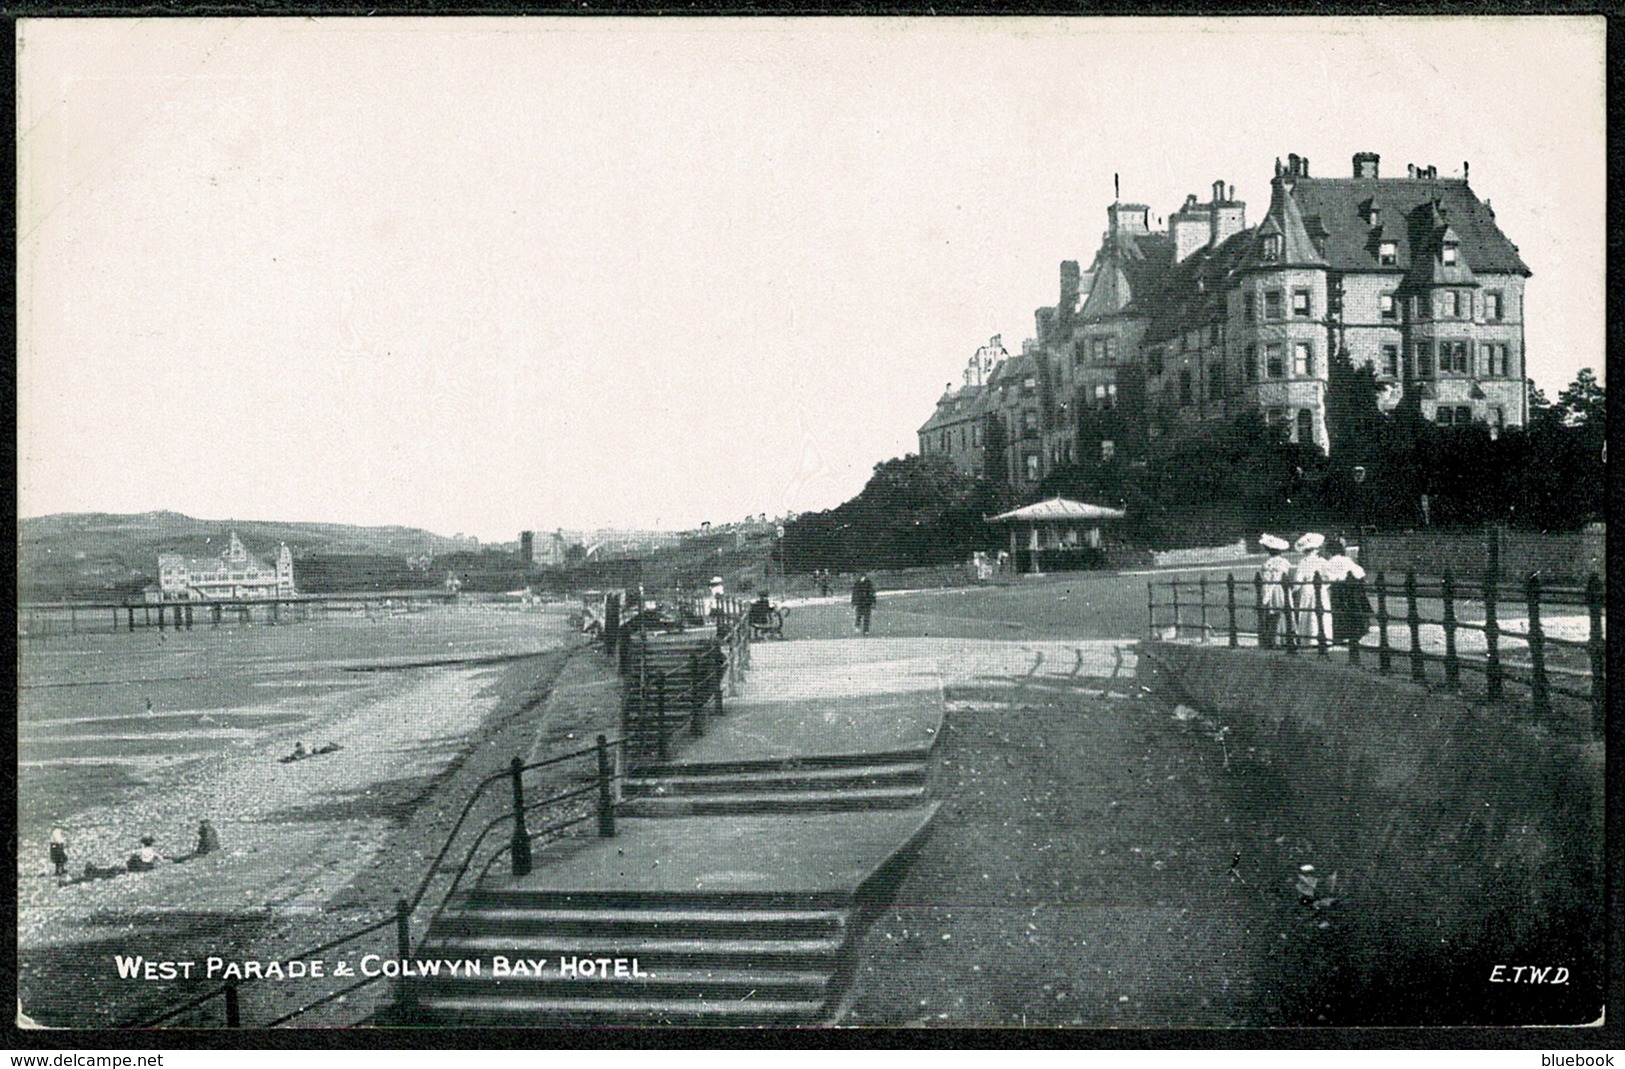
[511,639,950,897]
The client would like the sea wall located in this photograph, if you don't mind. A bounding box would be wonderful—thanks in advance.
[1136,640,1604,1024]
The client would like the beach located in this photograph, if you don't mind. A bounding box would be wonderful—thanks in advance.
[17,603,584,1027]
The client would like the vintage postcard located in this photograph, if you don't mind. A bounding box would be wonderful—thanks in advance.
[13,15,1608,1038]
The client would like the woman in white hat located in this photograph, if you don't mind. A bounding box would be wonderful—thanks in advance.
[1291,532,1330,643]
[1257,535,1293,648]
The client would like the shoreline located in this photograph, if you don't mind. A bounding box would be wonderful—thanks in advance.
[17,610,589,1028]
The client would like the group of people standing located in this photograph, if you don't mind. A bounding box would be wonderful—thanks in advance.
[1257,532,1372,649]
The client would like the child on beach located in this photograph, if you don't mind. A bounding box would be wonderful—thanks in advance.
[49,829,68,878]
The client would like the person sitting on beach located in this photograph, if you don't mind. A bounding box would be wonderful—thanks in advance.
[291,741,307,760]
[126,836,164,873]
[195,820,220,857]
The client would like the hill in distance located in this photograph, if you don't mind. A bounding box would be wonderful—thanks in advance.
[18,511,490,601]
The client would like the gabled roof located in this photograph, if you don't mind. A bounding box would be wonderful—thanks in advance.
[1239,177,1326,272]
[1284,177,1530,276]
[917,382,991,434]
[1079,229,1174,321]
[989,497,1127,523]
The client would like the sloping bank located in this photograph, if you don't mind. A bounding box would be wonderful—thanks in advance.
[1137,641,1603,1026]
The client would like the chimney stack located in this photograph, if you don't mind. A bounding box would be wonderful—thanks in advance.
[1171,193,1210,262]
[1353,152,1380,179]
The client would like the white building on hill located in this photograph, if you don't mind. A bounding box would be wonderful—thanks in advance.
[157,531,295,601]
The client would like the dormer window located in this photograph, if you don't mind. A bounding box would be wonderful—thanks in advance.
[1378,241,1398,266]
[1367,205,1381,226]
[1262,233,1283,261]
[1442,241,1458,266]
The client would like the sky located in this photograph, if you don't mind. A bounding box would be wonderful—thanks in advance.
[16,17,1606,541]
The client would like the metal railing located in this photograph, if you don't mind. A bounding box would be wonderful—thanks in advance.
[124,586,759,1029]
[1148,569,1605,733]
[123,734,629,1029]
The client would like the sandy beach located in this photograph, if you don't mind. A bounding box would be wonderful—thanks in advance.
[16,604,587,1027]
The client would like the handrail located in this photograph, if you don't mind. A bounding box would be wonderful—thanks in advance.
[1147,567,1603,731]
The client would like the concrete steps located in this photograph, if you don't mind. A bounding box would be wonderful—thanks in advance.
[621,753,930,817]
[405,891,859,1026]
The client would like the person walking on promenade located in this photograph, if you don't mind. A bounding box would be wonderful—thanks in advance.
[1322,538,1371,649]
[1291,532,1331,644]
[49,828,68,878]
[851,573,877,635]
[1257,534,1293,648]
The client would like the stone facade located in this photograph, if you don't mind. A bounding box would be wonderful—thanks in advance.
[918,151,1532,489]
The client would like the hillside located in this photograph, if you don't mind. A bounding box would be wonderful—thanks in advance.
[17,511,475,601]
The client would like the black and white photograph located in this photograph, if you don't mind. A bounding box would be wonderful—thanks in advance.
[12,15,1609,1036]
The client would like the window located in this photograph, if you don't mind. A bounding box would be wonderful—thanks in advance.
[1442,290,1464,319]
[1264,290,1283,320]
[972,425,981,447]
[1415,342,1434,379]
[1101,440,1116,462]
[1022,409,1038,433]
[1073,339,1087,367]
[1485,291,1504,321]
[1483,342,1509,377]
[1439,340,1469,374]
[1265,343,1285,379]
[1093,383,1118,408]
[1210,324,1221,345]
[1263,233,1283,261]
[1089,337,1117,364]
[1379,292,1397,320]
[1442,242,1458,266]
[1025,454,1040,482]
[1245,344,1258,383]
[1147,348,1164,376]
[1382,344,1400,378]
[959,427,967,450]
[1292,289,1312,318]
[1243,293,1256,323]
[1179,370,1193,404]
[1209,363,1224,400]
[1023,375,1037,393]
[1293,342,1313,378]
[1435,407,1454,427]
[1296,409,1313,446]
[940,431,948,451]
[1378,241,1398,265]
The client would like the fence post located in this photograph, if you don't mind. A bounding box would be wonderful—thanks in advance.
[1375,572,1391,673]
[509,756,532,877]
[655,671,669,763]
[1484,568,1503,700]
[596,734,616,838]
[1527,575,1550,720]
[1406,570,1424,683]
[1171,582,1181,640]
[1198,577,1208,641]
[1282,574,1297,655]
[1441,569,1460,688]
[1146,581,1155,639]
[689,653,705,736]
[1587,573,1605,735]
[1252,572,1266,648]
[394,898,414,1013]
[1313,574,1329,657]
[224,981,241,1028]
[1226,573,1238,648]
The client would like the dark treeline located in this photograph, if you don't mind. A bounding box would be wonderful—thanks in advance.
[780,368,1604,571]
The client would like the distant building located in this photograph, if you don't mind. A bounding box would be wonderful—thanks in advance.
[157,531,295,601]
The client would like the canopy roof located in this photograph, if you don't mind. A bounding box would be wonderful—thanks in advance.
[989,497,1127,523]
